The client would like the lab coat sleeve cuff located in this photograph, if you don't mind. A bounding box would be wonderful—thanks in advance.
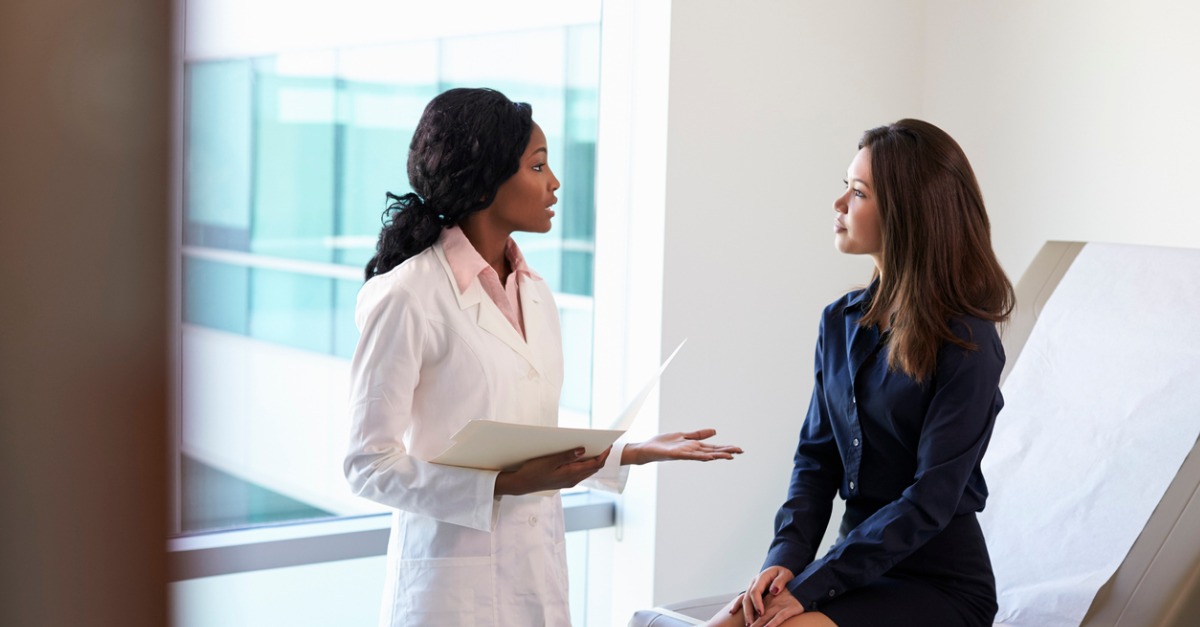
[477,468,500,532]
[581,440,630,494]
[412,462,498,532]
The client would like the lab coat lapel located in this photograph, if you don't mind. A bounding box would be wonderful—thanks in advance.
[433,242,541,370]
[518,274,550,376]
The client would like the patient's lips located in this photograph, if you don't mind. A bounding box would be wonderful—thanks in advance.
[835,218,847,233]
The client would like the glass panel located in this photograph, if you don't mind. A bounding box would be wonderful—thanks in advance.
[334,42,439,270]
[561,24,601,297]
[185,60,253,250]
[251,54,337,263]
[180,455,331,532]
[182,257,249,335]
[248,268,334,354]
[333,278,362,359]
[559,304,594,420]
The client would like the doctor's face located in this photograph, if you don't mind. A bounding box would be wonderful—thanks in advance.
[833,147,883,265]
[486,123,561,234]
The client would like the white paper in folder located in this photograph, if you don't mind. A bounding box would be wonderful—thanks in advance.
[431,340,686,470]
[980,243,1200,627]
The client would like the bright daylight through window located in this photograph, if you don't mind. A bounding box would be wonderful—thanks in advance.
[173,3,606,625]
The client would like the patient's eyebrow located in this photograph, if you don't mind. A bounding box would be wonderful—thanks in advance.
[849,177,872,189]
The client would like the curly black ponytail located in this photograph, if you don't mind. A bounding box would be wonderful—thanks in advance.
[364,88,533,280]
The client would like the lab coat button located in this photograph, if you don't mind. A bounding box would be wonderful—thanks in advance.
[528,515,538,527]
[527,368,538,380]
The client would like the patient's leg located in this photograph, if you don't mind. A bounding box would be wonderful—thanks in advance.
[701,596,837,627]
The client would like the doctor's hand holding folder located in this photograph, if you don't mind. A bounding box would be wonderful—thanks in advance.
[432,340,743,493]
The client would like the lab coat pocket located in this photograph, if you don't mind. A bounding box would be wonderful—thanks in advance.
[391,556,495,626]
[542,538,570,609]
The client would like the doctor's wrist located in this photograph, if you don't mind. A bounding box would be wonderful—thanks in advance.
[493,471,518,496]
[620,442,644,466]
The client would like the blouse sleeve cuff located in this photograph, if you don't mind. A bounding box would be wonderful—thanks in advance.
[787,565,842,612]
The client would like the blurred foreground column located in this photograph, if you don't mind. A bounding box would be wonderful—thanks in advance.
[0,1,170,626]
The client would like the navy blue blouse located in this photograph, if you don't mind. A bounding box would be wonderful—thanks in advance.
[764,282,1005,611]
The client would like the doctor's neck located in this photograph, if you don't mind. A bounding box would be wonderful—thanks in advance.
[459,216,514,283]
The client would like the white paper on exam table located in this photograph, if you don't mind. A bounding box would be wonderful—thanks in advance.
[979,243,1200,627]
[431,340,686,471]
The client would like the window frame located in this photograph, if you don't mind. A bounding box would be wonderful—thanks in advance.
[168,491,616,580]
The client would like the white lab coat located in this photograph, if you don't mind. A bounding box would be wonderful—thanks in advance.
[346,241,627,627]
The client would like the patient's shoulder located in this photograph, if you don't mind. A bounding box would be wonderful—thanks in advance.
[948,314,1000,343]
[942,315,1005,371]
[824,286,871,318]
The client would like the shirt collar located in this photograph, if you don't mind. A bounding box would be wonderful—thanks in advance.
[439,226,541,295]
[847,276,881,312]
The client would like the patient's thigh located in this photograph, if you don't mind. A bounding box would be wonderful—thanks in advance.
[701,596,743,627]
[702,597,837,627]
[779,613,837,627]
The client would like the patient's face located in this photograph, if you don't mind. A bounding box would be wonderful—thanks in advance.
[833,147,882,263]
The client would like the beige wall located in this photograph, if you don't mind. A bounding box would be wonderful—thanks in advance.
[923,0,1200,276]
[0,1,170,626]
[652,0,926,606]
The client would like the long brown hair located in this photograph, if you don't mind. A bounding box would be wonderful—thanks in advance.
[858,119,1014,382]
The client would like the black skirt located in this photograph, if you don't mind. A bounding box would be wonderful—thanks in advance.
[819,511,998,627]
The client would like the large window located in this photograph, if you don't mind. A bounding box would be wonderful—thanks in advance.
[173,6,609,626]
[179,24,600,533]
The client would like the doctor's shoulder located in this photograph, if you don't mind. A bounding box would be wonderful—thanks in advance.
[354,249,444,329]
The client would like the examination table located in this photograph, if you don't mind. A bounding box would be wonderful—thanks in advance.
[629,242,1200,627]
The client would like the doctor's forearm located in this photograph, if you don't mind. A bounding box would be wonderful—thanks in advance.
[620,442,645,466]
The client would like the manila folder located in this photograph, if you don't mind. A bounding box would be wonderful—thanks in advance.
[430,421,624,471]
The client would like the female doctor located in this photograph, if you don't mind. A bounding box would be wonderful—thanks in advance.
[345,87,742,627]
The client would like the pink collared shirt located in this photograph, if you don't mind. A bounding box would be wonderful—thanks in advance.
[439,226,539,338]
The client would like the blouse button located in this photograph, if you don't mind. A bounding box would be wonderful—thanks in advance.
[527,367,539,380]
[528,515,538,527]
[828,589,836,597]
[852,438,860,447]
[849,481,856,491]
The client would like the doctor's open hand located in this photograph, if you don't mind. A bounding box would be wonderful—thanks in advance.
[494,446,612,496]
[621,429,744,465]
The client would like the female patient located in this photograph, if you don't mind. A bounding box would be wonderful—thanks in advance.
[346,87,741,626]
[708,119,1014,627]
